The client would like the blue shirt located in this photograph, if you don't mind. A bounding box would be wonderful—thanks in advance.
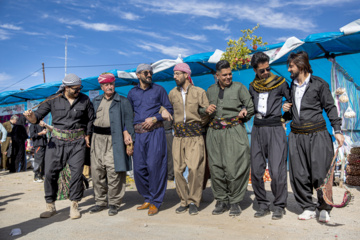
[127,83,173,125]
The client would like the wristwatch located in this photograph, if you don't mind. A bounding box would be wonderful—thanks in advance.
[334,130,343,135]
[152,117,157,123]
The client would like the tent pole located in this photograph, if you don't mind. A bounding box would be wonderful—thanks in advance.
[42,63,45,83]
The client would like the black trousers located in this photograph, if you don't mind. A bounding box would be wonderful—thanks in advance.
[288,130,333,212]
[166,132,174,180]
[11,141,26,172]
[44,137,85,203]
[251,125,288,210]
[33,145,46,176]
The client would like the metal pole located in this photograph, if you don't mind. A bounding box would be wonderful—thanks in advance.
[42,62,45,83]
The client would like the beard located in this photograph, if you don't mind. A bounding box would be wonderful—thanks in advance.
[140,76,152,84]
[290,70,299,80]
[176,79,185,87]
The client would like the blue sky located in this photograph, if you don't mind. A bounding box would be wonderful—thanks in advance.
[0,0,359,92]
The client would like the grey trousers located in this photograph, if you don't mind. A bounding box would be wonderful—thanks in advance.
[91,134,126,208]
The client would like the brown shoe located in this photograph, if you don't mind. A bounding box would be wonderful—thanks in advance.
[148,204,158,216]
[40,202,56,218]
[137,202,150,210]
[70,201,81,219]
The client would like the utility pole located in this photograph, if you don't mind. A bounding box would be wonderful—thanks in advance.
[42,62,45,83]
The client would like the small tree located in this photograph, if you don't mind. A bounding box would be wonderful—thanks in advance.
[221,24,267,70]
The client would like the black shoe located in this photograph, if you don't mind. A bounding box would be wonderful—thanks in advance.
[89,205,106,214]
[229,203,241,216]
[175,205,188,214]
[212,201,229,215]
[272,208,285,220]
[254,208,271,218]
[108,205,118,216]
[189,203,199,216]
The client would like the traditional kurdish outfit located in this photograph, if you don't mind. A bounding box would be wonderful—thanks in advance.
[169,84,209,208]
[249,72,291,212]
[285,74,342,213]
[206,81,254,205]
[127,83,173,209]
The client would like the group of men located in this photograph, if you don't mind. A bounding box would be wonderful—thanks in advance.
[23,50,344,223]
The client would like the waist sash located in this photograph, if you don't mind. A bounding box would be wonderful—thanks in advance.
[209,117,242,130]
[52,128,85,141]
[134,121,163,134]
[173,122,202,137]
[254,117,282,127]
[290,120,327,134]
[93,126,111,135]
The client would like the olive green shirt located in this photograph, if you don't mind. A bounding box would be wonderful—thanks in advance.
[206,81,254,122]
[94,96,113,127]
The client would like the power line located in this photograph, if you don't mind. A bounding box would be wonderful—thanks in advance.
[46,63,141,69]
[0,68,42,93]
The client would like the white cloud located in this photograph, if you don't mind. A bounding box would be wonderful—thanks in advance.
[0,29,10,40]
[31,72,40,77]
[57,18,125,31]
[275,36,291,43]
[0,24,22,31]
[0,72,12,81]
[136,42,192,57]
[117,50,129,56]
[172,32,207,42]
[203,24,230,33]
[121,12,141,21]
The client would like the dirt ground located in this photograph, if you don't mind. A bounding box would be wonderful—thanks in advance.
[0,170,360,240]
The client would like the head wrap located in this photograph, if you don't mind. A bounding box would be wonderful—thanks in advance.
[98,73,115,84]
[173,63,193,85]
[56,73,82,93]
[136,63,153,73]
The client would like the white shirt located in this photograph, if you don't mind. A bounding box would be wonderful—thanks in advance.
[294,74,311,117]
[181,87,188,123]
[257,92,269,116]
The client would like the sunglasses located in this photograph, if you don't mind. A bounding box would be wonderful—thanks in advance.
[173,72,184,76]
[70,86,83,92]
[142,71,153,76]
[258,67,271,74]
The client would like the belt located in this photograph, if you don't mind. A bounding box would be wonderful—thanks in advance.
[52,128,85,141]
[173,122,202,137]
[253,117,282,127]
[93,126,111,135]
[290,120,327,134]
[134,121,163,134]
[209,117,242,130]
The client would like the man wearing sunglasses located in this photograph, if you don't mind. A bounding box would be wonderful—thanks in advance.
[23,73,95,219]
[127,64,173,216]
[249,52,291,220]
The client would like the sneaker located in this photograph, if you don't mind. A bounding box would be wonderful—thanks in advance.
[272,208,286,220]
[188,203,199,216]
[34,176,43,183]
[254,208,271,218]
[298,210,316,220]
[108,205,118,216]
[212,201,229,215]
[89,205,107,214]
[319,210,330,223]
[175,205,188,214]
[229,203,241,217]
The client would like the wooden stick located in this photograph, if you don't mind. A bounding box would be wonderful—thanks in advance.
[31,93,62,110]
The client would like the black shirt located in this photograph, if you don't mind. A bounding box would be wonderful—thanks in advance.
[34,92,95,135]
[30,124,47,147]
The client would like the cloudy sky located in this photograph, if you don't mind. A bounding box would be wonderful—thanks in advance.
[0,0,359,91]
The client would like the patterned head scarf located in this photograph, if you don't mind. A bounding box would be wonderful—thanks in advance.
[136,63,153,73]
[98,72,115,84]
[57,73,82,93]
[173,63,193,85]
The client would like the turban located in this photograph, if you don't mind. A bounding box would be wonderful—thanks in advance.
[98,73,115,84]
[56,73,82,93]
[174,63,193,85]
[136,63,153,73]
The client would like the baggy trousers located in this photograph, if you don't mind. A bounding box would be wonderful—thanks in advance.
[133,127,167,209]
[172,136,206,207]
[289,130,333,212]
[44,137,85,203]
[206,124,250,204]
[33,145,46,177]
[251,125,288,210]
[91,133,126,208]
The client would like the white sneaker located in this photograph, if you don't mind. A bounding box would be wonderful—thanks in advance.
[319,210,330,223]
[298,210,316,220]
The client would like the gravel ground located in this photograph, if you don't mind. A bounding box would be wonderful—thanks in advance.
[1,170,360,240]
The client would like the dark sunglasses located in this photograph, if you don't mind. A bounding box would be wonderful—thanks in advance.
[142,71,153,76]
[70,86,83,92]
[258,67,271,74]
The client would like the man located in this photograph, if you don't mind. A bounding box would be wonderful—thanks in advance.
[30,119,48,182]
[168,63,211,215]
[0,122,8,170]
[206,60,254,216]
[127,64,173,216]
[23,73,94,219]
[1,115,18,171]
[89,73,135,216]
[11,115,28,172]
[283,51,344,222]
[249,52,291,220]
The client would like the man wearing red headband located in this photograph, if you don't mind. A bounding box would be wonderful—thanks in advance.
[169,63,212,215]
[89,72,135,216]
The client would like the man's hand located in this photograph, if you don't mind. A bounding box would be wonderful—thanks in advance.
[39,120,46,127]
[238,108,247,118]
[126,143,134,156]
[335,133,345,147]
[123,130,133,145]
[85,135,91,148]
[23,110,37,124]
[142,117,155,130]
[282,123,287,131]
[161,109,173,121]
[282,103,293,112]
[38,129,47,135]
[205,104,217,114]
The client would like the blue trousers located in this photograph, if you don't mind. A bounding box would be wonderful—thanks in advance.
[133,127,167,209]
